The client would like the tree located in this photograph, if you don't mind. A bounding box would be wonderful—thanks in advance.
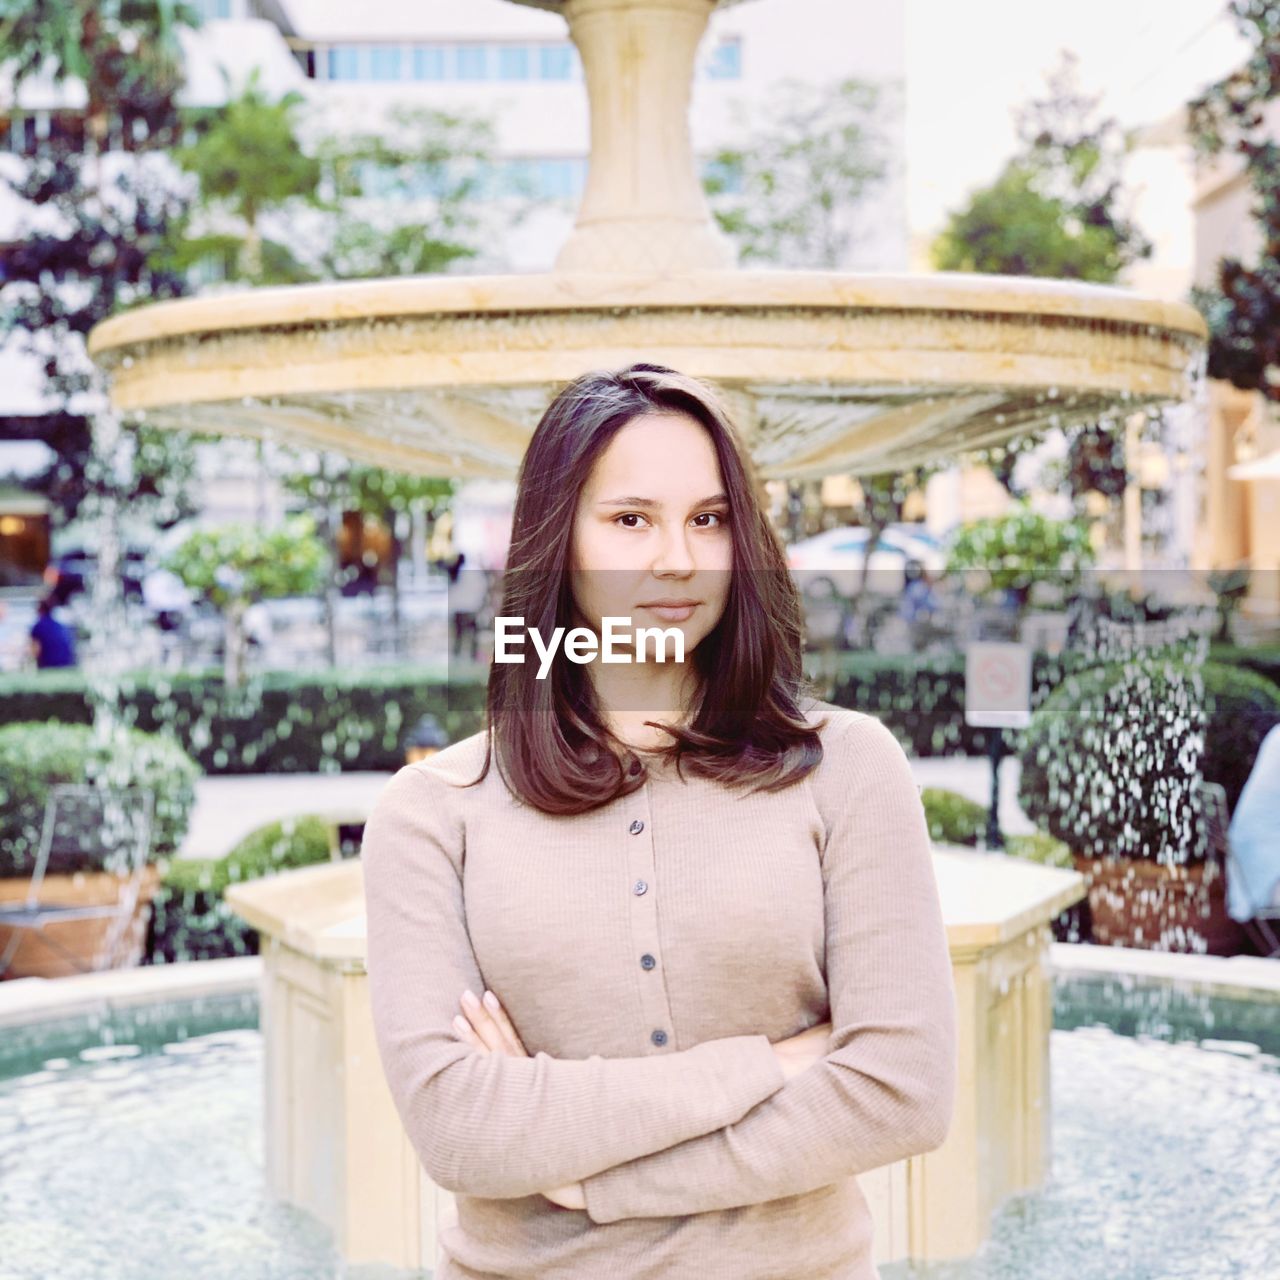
[932,51,1154,497]
[283,453,454,660]
[169,70,321,285]
[934,51,1151,281]
[703,76,890,270]
[163,514,328,688]
[313,103,507,280]
[1188,0,1280,402]
[701,75,913,573]
[0,0,204,529]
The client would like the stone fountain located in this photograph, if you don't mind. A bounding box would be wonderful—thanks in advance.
[88,0,1204,482]
[86,0,1207,1273]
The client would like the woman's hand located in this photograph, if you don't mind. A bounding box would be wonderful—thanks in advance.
[452,988,586,1212]
[770,1019,833,1081]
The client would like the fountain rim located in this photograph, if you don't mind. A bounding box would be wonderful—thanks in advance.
[88,269,1207,362]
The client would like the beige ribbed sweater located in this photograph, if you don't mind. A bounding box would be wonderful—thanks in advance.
[360,698,957,1280]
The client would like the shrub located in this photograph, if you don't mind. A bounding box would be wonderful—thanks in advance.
[1018,658,1280,864]
[0,721,200,878]
[1003,831,1074,870]
[147,814,336,963]
[0,665,488,773]
[921,788,986,845]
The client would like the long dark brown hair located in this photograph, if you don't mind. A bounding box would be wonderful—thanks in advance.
[464,362,827,814]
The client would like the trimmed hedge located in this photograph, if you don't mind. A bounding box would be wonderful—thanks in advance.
[0,646,1274,782]
[147,815,337,964]
[921,787,987,845]
[0,721,201,878]
[0,664,488,774]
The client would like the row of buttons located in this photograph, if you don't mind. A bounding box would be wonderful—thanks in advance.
[628,811,666,1048]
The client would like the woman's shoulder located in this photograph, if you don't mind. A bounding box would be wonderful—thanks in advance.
[799,696,898,753]
[408,728,492,790]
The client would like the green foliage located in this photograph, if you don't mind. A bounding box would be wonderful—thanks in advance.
[282,458,454,522]
[1187,0,1280,401]
[1003,831,1074,869]
[1018,659,1280,863]
[703,76,889,268]
[163,514,328,606]
[931,52,1153,495]
[313,103,504,279]
[932,52,1151,283]
[0,0,201,527]
[932,161,1141,282]
[148,815,335,963]
[0,665,489,773]
[944,504,1095,596]
[920,788,986,845]
[0,720,200,877]
[172,71,321,283]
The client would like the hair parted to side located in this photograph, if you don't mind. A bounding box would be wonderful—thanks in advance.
[464,361,828,815]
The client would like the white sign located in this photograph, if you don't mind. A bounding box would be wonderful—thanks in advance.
[964,642,1032,729]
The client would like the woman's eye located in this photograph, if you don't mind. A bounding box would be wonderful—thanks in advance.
[615,513,648,529]
[692,512,726,528]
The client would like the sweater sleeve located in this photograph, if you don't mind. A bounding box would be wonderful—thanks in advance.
[361,761,788,1201]
[580,713,958,1223]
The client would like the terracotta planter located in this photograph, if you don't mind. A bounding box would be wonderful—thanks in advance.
[1070,851,1249,955]
[0,865,163,980]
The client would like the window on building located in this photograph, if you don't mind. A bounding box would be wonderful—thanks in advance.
[412,45,446,80]
[705,37,742,79]
[498,45,531,80]
[327,46,362,81]
[538,44,574,80]
[368,45,403,82]
[454,45,488,81]
[193,0,233,20]
[312,38,583,84]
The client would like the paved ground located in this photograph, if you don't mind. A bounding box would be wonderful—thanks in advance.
[179,756,1032,861]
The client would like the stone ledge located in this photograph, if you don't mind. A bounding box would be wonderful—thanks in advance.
[0,954,262,1029]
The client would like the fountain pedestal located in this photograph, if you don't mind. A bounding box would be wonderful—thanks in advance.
[224,843,1085,1271]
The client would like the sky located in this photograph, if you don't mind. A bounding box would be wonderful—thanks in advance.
[903,0,1253,236]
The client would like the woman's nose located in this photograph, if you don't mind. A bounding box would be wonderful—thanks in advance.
[651,524,696,575]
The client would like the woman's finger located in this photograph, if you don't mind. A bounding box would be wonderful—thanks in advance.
[452,1013,487,1053]
[482,990,530,1057]
[460,989,508,1054]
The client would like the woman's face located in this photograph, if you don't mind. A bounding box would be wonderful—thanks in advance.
[569,410,733,661]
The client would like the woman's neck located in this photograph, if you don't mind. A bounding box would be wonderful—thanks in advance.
[589,658,699,751]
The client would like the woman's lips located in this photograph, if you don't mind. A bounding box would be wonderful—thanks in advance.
[640,603,699,623]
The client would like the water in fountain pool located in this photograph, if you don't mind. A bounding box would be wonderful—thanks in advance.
[0,978,1276,1280]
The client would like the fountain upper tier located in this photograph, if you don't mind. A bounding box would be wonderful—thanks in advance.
[87,0,1206,478]
[89,270,1205,480]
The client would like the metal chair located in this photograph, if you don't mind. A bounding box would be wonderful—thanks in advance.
[1200,781,1280,959]
[0,783,157,978]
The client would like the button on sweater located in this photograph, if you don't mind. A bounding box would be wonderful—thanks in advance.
[360,697,958,1280]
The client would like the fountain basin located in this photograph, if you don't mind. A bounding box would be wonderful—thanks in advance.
[3,945,1278,1279]
[87,271,1207,479]
[210,843,1087,1271]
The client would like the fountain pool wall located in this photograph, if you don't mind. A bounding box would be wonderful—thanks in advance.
[1,949,1277,1280]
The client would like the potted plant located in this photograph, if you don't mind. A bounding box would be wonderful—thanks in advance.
[0,721,201,979]
[1017,658,1280,953]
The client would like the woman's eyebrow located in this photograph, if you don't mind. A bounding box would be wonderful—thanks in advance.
[598,493,729,508]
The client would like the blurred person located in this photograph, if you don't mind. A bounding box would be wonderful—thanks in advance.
[899,558,937,626]
[446,551,489,662]
[1227,722,1280,923]
[28,593,77,669]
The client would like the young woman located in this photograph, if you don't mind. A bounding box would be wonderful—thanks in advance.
[361,363,957,1280]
